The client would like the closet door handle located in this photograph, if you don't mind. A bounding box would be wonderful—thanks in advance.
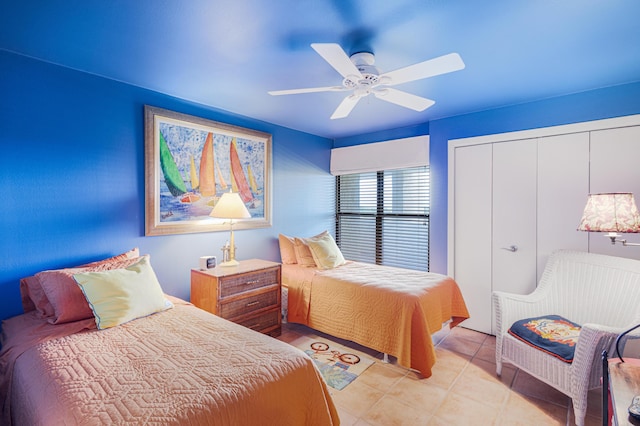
[501,245,518,252]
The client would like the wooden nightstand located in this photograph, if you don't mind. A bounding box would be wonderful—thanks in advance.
[190,259,281,337]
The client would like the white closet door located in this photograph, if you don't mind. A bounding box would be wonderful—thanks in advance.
[453,144,492,334]
[589,125,640,258]
[492,139,538,333]
[537,133,589,277]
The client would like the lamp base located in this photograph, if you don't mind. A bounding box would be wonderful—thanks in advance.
[219,259,240,267]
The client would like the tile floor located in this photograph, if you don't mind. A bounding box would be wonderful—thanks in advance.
[277,322,604,426]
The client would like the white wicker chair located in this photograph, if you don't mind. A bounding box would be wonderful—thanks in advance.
[493,250,640,426]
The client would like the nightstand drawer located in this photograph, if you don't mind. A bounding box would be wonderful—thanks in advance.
[220,289,279,319]
[237,308,280,333]
[191,259,281,337]
[219,268,278,298]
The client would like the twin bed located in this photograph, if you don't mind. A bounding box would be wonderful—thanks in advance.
[0,250,338,426]
[279,232,470,378]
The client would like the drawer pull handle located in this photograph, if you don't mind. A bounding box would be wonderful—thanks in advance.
[245,280,260,285]
[246,301,260,307]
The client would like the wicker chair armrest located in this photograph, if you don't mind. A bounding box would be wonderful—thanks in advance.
[571,323,640,392]
[492,289,554,336]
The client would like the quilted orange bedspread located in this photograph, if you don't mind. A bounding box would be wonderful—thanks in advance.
[284,262,470,378]
[0,297,339,425]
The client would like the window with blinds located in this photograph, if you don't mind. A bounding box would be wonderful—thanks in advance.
[335,166,430,271]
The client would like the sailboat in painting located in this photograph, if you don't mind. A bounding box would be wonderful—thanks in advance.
[247,165,261,195]
[216,157,228,191]
[229,138,254,203]
[189,155,199,191]
[199,132,216,197]
[159,132,187,197]
[179,155,202,203]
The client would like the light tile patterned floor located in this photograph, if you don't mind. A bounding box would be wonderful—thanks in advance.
[277,322,604,426]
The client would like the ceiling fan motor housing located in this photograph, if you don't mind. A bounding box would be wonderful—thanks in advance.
[350,51,375,66]
[344,51,380,91]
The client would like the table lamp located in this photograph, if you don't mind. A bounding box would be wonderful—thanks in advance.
[209,191,251,266]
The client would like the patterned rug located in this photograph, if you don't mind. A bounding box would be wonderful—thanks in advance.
[291,335,375,390]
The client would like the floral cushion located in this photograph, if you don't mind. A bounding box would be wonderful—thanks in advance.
[508,315,581,363]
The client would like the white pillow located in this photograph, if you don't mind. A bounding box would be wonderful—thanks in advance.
[73,255,172,329]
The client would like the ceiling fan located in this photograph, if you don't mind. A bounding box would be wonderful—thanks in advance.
[268,43,465,119]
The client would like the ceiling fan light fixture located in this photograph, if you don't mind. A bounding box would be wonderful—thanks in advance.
[342,75,361,89]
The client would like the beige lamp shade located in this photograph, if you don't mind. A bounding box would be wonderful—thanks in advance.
[577,192,640,233]
[209,192,251,220]
[209,192,251,267]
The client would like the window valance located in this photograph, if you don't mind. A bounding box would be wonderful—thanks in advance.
[330,135,429,176]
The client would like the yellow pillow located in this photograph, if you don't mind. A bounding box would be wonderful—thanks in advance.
[304,232,346,270]
[73,255,171,329]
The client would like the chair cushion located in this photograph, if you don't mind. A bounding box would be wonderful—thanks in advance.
[508,315,581,363]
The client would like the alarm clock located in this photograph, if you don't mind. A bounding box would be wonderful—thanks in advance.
[199,256,217,270]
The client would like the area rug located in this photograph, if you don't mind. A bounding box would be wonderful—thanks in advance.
[291,335,375,390]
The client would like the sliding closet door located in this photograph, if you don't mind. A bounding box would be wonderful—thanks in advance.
[537,133,589,277]
[450,115,640,335]
[492,139,538,332]
[590,125,640,258]
[453,144,492,334]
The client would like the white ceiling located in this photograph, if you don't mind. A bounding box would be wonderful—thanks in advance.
[2,0,639,139]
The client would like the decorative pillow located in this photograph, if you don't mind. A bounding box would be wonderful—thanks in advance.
[36,255,143,324]
[294,232,329,267]
[20,275,56,317]
[278,234,298,264]
[508,315,581,363]
[304,232,346,270]
[78,247,140,268]
[293,238,316,266]
[73,255,172,330]
[19,276,38,314]
[20,248,140,318]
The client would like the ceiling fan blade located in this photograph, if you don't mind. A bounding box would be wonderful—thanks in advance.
[330,95,360,119]
[381,53,465,86]
[268,86,345,96]
[374,88,435,111]
[311,43,363,79]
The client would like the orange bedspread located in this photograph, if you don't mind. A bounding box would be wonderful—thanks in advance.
[283,262,470,378]
[1,297,339,426]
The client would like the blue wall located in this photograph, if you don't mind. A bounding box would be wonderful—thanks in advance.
[335,81,640,275]
[0,50,335,322]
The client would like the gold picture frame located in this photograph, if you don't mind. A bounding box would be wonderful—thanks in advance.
[144,106,272,236]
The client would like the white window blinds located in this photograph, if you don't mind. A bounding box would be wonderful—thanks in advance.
[335,166,430,271]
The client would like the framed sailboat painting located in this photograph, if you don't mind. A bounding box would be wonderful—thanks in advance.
[144,106,272,236]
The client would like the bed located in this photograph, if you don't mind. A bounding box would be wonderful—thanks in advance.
[1,250,339,426]
[278,232,470,378]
